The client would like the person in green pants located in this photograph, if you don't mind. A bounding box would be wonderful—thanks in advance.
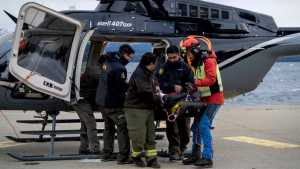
[124,52,161,168]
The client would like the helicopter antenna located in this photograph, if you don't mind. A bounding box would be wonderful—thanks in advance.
[3,10,17,24]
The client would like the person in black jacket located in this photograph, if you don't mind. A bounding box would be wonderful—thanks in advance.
[155,45,194,161]
[124,52,161,168]
[95,44,134,164]
[72,71,100,155]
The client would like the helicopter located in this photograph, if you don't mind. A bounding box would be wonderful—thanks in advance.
[1,0,300,111]
[0,0,300,161]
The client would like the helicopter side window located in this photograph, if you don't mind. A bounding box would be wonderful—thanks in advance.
[222,10,230,20]
[239,12,257,23]
[14,6,77,85]
[178,3,187,17]
[190,5,198,17]
[211,9,220,19]
[200,7,209,19]
[17,33,73,84]
[13,7,78,85]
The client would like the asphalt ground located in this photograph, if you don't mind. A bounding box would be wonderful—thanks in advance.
[0,104,299,169]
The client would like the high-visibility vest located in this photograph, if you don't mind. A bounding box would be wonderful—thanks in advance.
[194,61,223,97]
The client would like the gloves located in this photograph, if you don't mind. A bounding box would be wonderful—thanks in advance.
[185,82,197,95]
[184,82,194,92]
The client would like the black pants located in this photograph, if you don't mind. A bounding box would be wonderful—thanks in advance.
[101,108,130,160]
[166,117,191,155]
[73,100,100,152]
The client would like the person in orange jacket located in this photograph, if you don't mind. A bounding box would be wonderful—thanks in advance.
[180,36,224,167]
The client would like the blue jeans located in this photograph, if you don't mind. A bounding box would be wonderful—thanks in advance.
[191,104,221,160]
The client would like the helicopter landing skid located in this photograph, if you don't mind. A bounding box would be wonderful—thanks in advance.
[7,111,100,161]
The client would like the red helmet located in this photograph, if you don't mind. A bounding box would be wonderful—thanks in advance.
[181,35,200,49]
[180,35,212,54]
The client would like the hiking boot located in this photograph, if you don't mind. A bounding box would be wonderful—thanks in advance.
[194,158,213,168]
[147,158,160,168]
[132,156,146,167]
[183,144,201,165]
[182,156,199,165]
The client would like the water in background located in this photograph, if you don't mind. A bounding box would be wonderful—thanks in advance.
[226,62,300,106]
[104,42,152,62]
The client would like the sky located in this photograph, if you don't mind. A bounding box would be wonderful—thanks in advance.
[0,0,300,31]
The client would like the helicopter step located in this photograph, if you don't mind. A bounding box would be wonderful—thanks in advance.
[16,118,105,124]
[6,134,165,143]
[20,128,166,135]
[21,129,104,135]
[6,135,97,143]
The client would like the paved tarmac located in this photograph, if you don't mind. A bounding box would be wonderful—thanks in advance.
[0,105,299,169]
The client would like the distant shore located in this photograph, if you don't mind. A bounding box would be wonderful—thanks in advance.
[277,56,300,62]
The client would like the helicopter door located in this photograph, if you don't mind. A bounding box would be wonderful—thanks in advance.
[9,3,84,102]
[74,30,95,101]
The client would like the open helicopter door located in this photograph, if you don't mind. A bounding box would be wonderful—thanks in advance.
[74,30,95,101]
[9,2,84,102]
